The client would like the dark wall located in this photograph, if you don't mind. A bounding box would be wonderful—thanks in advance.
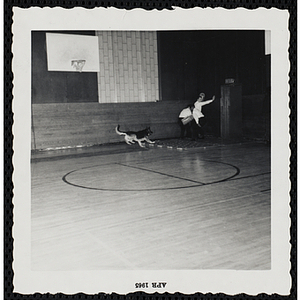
[32,31,98,103]
[158,30,266,100]
[158,30,267,137]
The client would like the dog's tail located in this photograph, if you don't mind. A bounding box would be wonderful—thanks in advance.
[115,125,126,136]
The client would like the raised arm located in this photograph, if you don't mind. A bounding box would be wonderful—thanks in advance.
[201,95,215,106]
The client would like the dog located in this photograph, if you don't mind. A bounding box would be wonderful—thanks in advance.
[115,125,155,148]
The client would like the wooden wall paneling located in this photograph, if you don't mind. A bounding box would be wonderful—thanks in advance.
[31,101,191,150]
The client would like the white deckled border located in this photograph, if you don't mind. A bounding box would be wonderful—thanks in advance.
[12,6,290,295]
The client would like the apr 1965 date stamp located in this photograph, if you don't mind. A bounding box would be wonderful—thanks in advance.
[135,282,167,289]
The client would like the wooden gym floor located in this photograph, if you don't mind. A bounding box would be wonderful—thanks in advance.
[31,140,271,271]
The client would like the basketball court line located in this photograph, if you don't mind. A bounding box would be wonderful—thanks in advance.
[226,171,271,182]
[115,162,206,185]
[62,159,242,191]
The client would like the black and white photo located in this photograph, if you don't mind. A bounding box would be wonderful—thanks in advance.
[11,6,291,296]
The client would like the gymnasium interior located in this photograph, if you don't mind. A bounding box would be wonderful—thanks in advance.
[31,30,271,270]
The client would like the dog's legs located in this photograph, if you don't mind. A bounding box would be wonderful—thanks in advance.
[125,137,135,145]
[137,140,146,148]
[144,137,155,144]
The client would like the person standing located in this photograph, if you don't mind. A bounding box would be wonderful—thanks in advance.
[178,104,195,139]
[192,92,215,139]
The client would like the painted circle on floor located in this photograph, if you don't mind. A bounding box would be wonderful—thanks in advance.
[62,159,240,191]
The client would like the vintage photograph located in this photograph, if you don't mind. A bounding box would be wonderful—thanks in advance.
[31,29,271,271]
[11,7,291,295]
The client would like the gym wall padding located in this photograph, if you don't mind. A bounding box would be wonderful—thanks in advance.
[31,100,192,150]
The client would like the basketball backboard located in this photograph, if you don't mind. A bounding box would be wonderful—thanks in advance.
[46,33,100,72]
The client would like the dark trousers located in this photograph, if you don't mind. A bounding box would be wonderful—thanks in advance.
[179,117,207,139]
[191,117,207,139]
[178,118,192,138]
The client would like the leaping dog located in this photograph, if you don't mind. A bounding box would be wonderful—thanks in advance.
[115,125,155,148]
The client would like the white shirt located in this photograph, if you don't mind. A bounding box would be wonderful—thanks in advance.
[193,99,214,124]
[179,107,193,118]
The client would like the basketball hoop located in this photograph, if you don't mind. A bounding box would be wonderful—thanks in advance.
[71,60,86,72]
